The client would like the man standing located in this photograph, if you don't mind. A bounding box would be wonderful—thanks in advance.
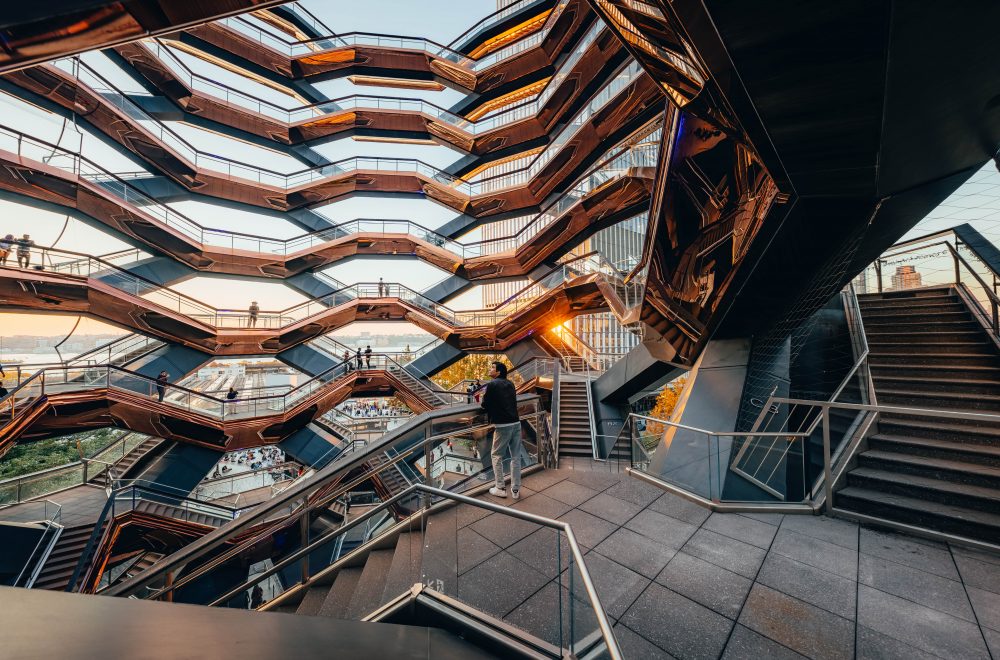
[356,347,363,370]
[155,370,170,403]
[248,301,260,327]
[16,234,33,269]
[364,345,373,368]
[480,361,521,500]
[378,277,386,297]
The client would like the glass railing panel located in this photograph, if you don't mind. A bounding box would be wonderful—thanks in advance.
[563,555,610,656]
[0,464,86,504]
[628,416,714,499]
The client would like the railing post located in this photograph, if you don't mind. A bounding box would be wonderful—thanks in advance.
[422,425,434,497]
[82,460,88,484]
[875,260,882,293]
[954,249,962,286]
[822,405,833,510]
[299,511,310,585]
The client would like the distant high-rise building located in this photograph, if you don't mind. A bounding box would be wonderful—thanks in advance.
[891,265,921,290]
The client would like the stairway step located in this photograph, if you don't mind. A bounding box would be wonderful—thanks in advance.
[295,586,328,615]
[868,342,993,355]
[870,362,1000,377]
[836,485,1000,543]
[421,508,458,590]
[878,388,1000,412]
[877,414,1000,443]
[346,549,395,619]
[859,301,966,314]
[317,567,363,619]
[859,288,955,302]
[866,331,986,343]
[382,530,423,603]
[859,450,1000,489]
[864,317,975,330]
[848,466,1000,512]
[872,374,1000,396]
[869,434,1000,467]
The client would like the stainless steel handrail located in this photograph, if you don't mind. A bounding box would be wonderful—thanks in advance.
[12,499,64,587]
[210,484,622,659]
[102,402,542,598]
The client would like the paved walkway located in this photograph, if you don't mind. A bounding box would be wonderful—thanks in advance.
[0,485,107,527]
[466,460,1000,659]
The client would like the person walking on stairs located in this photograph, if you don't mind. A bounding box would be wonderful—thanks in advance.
[481,361,521,500]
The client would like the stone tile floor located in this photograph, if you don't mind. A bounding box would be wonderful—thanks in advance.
[470,460,1000,659]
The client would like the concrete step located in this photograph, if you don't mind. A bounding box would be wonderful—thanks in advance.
[858,450,1000,490]
[317,567,363,619]
[382,530,423,603]
[870,352,1000,367]
[866,330,988,344]
[869,433,1000,467]
[295,585,328,615]
[859,288,955,303]
[877,414,1000,444]
[848,466,1000,512]
[870,363,1000,379]
[836,486,1000,544]
[858,301,966,315]
[868,341,994,355]
[872,374,1000,397]
[877,388,1000,412]
[346,549,395,619]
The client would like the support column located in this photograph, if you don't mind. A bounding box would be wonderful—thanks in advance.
[647,337,790,502]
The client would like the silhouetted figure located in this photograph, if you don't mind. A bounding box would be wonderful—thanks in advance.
[356,348,363,370]
[227,387,238,402]
[16,234,33,269]
[343,350,352,372]
[250,584,264,609]
[155,370,170,402]
[378,277,386,297]
[365,345,373,368]
[248,301,260,327]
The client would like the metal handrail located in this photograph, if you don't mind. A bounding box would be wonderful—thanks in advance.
[124,417,500,599]
[33,43,638,197]
[206,484,622,659]
[7,244,614,330]
[102,402,542,598]
[0,113,649,262]
[12,499,64,587]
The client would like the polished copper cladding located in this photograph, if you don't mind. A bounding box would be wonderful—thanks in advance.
[1,366,434,453]
[2,56,661,214]
[88,27,627,153]
[183,0,592,93]
[0,132,652,278]
[0,263,615,354]
[0,1,292,74]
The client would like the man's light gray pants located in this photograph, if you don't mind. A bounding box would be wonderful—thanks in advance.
[491,422,522,491]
